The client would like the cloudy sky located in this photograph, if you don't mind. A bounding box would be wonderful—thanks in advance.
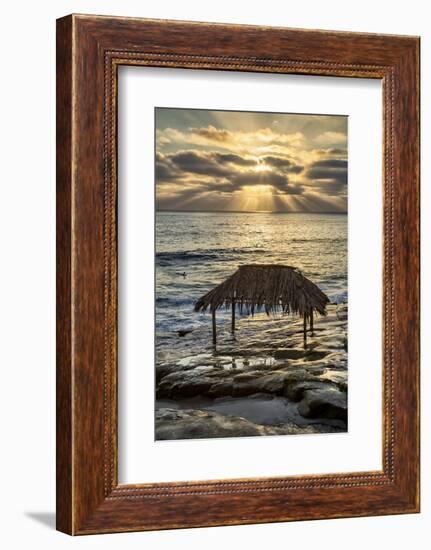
[155,108,347,213]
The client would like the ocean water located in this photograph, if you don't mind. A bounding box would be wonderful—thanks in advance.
[155,211,347,341]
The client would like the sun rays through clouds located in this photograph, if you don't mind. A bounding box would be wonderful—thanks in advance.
[155,108,347,213]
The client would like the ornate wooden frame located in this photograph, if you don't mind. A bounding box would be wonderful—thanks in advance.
[56,14,420,535]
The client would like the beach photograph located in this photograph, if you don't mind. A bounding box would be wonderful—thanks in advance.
[154,107,348,441]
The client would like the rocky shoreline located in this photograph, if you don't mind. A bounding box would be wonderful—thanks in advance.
[155,303,347,440]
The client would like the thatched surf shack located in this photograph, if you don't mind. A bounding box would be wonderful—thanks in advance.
[194,264,330,347]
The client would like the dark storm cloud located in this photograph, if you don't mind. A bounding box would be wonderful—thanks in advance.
[262,155,294,167]
[155,139,349,209]
[157,150,304,185]
[311,159,347,170]
[307,168,347,185]
[167,150,271,178]
[284,165,304,174]
[170,151,231,177]
[156,149,305,198]
[307,181,347,196]
[155,153,180,181]
[262,156,304,173]
[307,169,347,185]
[306,158,348,187]
[213,153,257,166]
[156,146,345,204]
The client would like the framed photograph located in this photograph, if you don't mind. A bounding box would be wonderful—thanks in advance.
[56,14,420,534]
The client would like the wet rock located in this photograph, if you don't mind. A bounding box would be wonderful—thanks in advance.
[155,303,348,436]
[284,380,335,402]
[155,364,178,384]
[177,353,213,368]
[178,329,193,337]
[297,388,347,421]
[156,303,348,406]
[304,350,328,361]
[157,360,348,405]
[274,349,305,360]
[320,369,348,391]
[155,408,274,439]
[282,369,319,387]
[155,408,325,440]
[207,380,234,397]
[157,370,215,398]
[233,372,259,382]
[232,372,287,397]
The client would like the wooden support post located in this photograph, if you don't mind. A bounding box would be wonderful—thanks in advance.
[231,296,236,333]
[212,308,217,347]
[303,314,307,348]
[310,310,314,335]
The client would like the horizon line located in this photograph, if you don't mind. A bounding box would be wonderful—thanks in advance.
[156,209,347,215]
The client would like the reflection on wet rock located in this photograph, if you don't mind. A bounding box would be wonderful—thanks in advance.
[155,304,348,439]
